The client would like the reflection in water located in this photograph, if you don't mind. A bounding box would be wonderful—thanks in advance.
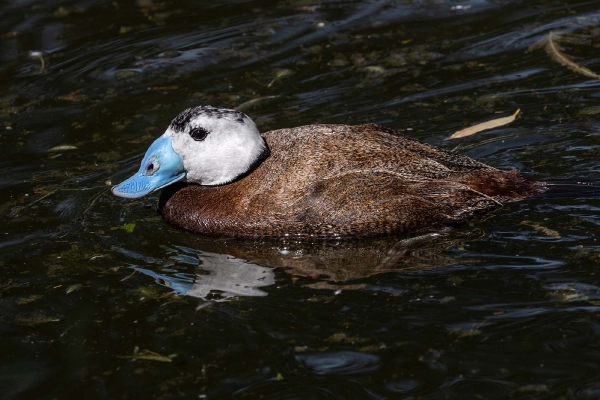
[187,229,483,283]
[133,251,275,299]
[119,229,481,297]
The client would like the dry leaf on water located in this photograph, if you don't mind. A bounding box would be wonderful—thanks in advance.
[236,95,278,112]
[48,145,78,152]
[447,109,520,140]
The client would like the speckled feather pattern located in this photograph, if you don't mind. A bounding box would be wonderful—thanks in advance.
[160,124,545,237]
[170,106,247,132]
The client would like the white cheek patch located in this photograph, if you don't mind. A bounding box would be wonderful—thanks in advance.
[169,113,267,186]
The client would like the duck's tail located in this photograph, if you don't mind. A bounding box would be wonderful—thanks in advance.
[533,179,600,199]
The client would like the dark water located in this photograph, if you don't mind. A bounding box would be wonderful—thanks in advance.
[2,0,600,398]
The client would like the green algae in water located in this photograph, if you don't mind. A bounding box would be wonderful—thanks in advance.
[111,223,136,233]
[133,285,162,301]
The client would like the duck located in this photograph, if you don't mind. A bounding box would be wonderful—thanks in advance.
[111,105,590,238]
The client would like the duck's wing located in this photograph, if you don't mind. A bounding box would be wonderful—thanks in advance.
[263,124,496,184]
[277,170,505,237]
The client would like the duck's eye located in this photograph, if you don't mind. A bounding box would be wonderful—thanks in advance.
[145,162,157,175]
[190,127,209,141]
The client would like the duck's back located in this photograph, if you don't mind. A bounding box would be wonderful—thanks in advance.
[160,124,543,237]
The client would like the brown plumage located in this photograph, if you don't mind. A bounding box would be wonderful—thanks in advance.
[159,123,546,238]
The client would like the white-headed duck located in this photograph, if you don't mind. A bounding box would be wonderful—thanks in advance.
[112,105,592,237]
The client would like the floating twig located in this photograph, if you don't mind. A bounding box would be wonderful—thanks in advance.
[81,186,111,224]
[117,347,175,362]
[119,269,137,282]
[534,31,600,79]
[25,186,105,209]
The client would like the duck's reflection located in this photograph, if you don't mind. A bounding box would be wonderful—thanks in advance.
[130,228,482,298]
[134,251,275,300]
[227,232,473,283]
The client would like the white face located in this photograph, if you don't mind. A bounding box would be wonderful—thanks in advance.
[163,106,268,186]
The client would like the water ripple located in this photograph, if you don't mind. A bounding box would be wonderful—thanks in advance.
[296,351,380,375]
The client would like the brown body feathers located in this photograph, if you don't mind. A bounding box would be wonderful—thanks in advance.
[160,124,545,237]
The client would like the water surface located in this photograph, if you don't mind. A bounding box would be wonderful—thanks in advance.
[2,0,600,398]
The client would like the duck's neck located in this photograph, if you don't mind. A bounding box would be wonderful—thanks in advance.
[214,138,271,186]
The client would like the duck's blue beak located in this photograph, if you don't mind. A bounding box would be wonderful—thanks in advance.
[112,136,185,199]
